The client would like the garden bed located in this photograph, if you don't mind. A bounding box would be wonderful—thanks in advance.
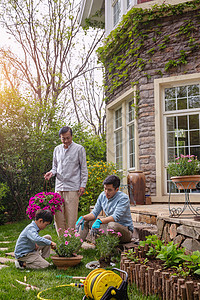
[120,244,200,299]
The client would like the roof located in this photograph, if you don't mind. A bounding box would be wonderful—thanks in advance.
[79,0,105,27]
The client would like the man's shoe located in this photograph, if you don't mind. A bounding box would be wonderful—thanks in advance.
[15,260,26,269]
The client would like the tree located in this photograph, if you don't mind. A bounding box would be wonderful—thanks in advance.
[0,88,106,220]
[0,88,61,218]
[65,57,106,135]
[0,0,104,127]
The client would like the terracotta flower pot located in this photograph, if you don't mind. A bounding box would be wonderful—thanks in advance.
[51,254,83,270]
[171,175,200,190]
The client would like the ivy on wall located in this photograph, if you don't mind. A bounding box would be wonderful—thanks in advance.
[96,0,200,97]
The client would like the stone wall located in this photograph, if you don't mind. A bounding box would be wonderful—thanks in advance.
[105,7,200,196]
[157,217,200,253]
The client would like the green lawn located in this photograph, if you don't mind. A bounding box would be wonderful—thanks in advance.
[0,220,159,300]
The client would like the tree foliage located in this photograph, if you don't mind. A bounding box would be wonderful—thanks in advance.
[0,0,104,127]
[0,89,106,220]
[0,88,61,219]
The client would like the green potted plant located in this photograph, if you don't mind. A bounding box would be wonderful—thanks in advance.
[95,228,121,267]
[167,155,200,190]
[51,228,83,270]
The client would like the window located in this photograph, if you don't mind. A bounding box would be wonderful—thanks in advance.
[127,99,135,169]
[114,107,123,170]
[127,0,131,9]
[164,84,200,192]
[113,0,121,27]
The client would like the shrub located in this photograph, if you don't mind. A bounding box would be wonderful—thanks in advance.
[0,183,10,225]
[79,161,121,213]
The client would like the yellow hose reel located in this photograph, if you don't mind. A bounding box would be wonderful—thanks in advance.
[37,267,129,300]
[82,268,129,300]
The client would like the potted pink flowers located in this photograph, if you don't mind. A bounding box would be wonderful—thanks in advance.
[167,155,200,190]
[51,228,83,269]
[26,192,64,219]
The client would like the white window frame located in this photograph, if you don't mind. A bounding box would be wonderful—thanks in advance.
[106,87,139,184]
[127,98,135,170]
[112,0,121,28]
[163,84,200,194]
[127,0,131,9]
[154,73,200,203]
[114,106,123,171]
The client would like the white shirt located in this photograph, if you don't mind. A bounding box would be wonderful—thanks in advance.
[51,141,88,191]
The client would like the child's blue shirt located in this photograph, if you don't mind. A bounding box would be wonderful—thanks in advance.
[14,221,51,259]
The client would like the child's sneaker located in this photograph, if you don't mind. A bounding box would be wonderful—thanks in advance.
[15,260,26,269]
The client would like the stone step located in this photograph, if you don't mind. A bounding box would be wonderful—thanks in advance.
[0,241,11,244]
[0,264,9,269]
[133,222,158,241]
[5,252,15,257]
[0,257,14,263]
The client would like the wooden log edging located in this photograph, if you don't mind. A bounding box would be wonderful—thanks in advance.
[120,252,199,300]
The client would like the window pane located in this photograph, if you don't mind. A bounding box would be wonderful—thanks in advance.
[116,130,122,144]
[168,148,176,162]
[177,98,187,110]
[189,114,199,129]
[115,128,122,170]
[190,146,200,158]
[165,99,176,111]
[188,84,199,96]
[165,87,176,99]
[167,132,175,148]
[128,123,135,169]
[177,86,187,98]
[189,96,200,108]
[165,84,200,112]
[178,115,187,130]
[129,123,134,139]
[129,153,135,168]
[127,0,131,8]
[128,100,134,122]
[167,116,176,131]
[178,147,188,156]
[190,130,200,146]
[113,0,121,26]
[115,107,122,129]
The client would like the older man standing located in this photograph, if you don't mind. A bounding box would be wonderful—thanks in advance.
[44,126,88,235]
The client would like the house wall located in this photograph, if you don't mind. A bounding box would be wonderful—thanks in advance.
[104,6,200,202]
[105,0,194,36]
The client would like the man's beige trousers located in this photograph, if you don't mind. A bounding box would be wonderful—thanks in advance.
[55,191,79,235]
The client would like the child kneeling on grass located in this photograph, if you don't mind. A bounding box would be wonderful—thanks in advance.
[14,209,56,269]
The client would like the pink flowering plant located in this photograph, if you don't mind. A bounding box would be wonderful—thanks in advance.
[26,192,64,219]
[167,155,200,177]
[55,228,83,257]
[95,228,121,262]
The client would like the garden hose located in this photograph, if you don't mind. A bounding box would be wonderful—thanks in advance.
[37,268,128,300]
[37,283,84,300]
